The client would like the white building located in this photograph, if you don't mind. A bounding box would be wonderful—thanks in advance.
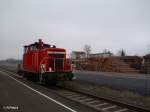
[71,51,86,59]
[89,52,113,58]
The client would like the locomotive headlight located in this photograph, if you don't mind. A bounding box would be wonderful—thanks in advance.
[49,67,52,72]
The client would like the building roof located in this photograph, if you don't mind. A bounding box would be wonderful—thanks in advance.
[90,52,112,55]
[72,51,86,54]
[143,54,150,59]
[119,56,142,59]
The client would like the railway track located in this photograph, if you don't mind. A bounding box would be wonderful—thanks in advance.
[0,68,149,112]
[52,87,130,112]
[54,85,149,112]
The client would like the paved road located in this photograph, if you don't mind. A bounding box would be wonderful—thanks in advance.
[0,70,96,112]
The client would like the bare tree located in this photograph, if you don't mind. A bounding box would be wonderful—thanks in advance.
[117,49,126,56]
[103,49,108,53]
[147,44,150,54]
[83,45,91,58]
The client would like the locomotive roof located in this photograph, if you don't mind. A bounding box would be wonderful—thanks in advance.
[25,44,65,50]
[29,43,50,47]
[24,39,66,51]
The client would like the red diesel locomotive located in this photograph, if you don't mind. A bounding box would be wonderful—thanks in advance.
[17,39,73,84]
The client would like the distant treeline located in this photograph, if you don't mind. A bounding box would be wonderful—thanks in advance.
[0,58,21,65]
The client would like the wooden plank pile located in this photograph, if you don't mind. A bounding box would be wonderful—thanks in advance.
[141,54,150,74]
[74,57,139,73]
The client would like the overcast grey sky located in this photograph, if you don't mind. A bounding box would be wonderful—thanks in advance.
[0,0,150,59]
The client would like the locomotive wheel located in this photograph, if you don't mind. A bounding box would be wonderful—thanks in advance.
[22,72,26,78]
[67,72,74,81]
[68,77,73,81]
[31,74,38,82]
[45,74,56,86]
[39,73,45,84]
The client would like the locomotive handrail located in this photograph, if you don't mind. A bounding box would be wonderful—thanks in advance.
[39,56,49,73]
[39,56,49,83]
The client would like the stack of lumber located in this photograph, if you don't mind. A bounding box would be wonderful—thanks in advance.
[74,57,139,73]
[141,54,150,74]
[141,64,150,74]
[119,56,142,70]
